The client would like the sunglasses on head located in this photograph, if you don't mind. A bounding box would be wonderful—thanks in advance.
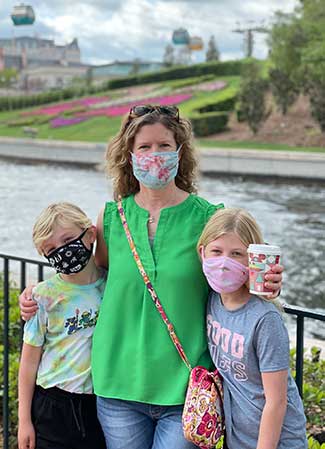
[129,105,179,121]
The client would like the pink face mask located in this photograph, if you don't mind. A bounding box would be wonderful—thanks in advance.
[202,253,249,294]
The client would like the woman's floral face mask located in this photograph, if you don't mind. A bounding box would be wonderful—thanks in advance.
[131,145,182,190]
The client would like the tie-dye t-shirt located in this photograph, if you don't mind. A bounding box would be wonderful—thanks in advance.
[23,271,106,394]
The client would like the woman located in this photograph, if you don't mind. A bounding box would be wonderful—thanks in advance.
[20,104,283,449]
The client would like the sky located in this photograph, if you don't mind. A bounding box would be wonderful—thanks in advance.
[0,0,299,66]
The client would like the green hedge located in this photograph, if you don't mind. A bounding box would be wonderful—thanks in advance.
[198,96,237,113]
[104,60,244,90]
[189,111,229,136]
[164,74,216,90]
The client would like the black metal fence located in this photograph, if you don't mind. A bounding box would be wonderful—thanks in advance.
[1,252,325,449]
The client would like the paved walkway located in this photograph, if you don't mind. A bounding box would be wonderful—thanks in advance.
[0,137,325,180]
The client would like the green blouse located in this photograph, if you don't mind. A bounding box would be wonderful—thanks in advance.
[92,194,224,405]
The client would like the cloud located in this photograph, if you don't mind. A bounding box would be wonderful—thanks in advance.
[0,0,299,64]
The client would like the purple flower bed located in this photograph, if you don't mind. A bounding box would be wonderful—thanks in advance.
[50,116,88,128]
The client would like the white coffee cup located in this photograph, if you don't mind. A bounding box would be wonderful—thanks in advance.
[247,244,281,295]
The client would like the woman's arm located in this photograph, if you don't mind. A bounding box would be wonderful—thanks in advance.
[256,370,288,449]
[18,343,42,449]
[19,285,38,321]
[95,207,108,269]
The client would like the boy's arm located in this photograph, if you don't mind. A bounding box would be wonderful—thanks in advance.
[256,370,288,449]
[18,343,42,449]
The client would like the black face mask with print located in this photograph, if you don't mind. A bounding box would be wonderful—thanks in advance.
[45,229,93,275]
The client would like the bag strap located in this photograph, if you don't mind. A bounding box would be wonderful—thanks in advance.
[117,198,192,372]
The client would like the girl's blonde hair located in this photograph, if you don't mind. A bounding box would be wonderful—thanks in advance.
[197,208,264,255]
[105,108,198,199]
[33,202,92,254]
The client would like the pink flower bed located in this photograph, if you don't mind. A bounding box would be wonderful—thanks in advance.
[37,93,192,128]
[25,96,110,116]
[197,81,227,92]
[75,94,192,119]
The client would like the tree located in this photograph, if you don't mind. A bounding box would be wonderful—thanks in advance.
[298,0,325,83]
[298,0,325,132]
[163,44,175,67]
[205,36,220,62]
[267,11,306,86]
[267,12,304,114]
[308,80,325,132]
[238,61,270,135]
[269,68,299,115]
[268,2,325,132]
[0,68,17,87]
[131,58,141,75]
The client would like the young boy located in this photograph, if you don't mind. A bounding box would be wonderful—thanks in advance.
[18,202,107,449]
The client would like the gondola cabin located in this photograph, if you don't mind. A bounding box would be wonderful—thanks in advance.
[11,4,35,26]
[172,28,190,45]
[188,36,204,51]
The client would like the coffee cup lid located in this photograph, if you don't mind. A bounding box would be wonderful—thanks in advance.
[247,244,281,255]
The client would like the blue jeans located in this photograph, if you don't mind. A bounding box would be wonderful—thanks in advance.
[97,397,198,449]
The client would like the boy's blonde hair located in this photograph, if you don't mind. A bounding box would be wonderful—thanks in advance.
[33,202,92,254]
[197,208,264,255]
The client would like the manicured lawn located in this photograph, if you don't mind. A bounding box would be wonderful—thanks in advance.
[0,115,121,142]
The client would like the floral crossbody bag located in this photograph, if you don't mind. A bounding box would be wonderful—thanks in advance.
[117,199,225,449]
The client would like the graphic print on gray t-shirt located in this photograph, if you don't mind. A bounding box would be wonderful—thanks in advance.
[207,293,307,449]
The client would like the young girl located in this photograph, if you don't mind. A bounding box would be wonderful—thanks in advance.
[198,208,307,449]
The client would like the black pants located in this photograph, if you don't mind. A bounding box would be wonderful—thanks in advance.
[32,385,106,449]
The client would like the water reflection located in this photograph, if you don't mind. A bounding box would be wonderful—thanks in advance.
[1,161,324,338]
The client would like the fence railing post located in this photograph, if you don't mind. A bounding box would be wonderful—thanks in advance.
[3,257,9,449]
[20,260,26,345]
[295,315,304,397]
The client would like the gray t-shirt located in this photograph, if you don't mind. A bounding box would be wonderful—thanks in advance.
[207,293,307,449]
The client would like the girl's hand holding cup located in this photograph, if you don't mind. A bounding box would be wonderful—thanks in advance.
[247,244,283,299]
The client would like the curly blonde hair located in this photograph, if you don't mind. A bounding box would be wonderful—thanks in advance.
[105,108,198,199]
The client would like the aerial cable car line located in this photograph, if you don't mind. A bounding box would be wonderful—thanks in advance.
[232,22,269,58]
